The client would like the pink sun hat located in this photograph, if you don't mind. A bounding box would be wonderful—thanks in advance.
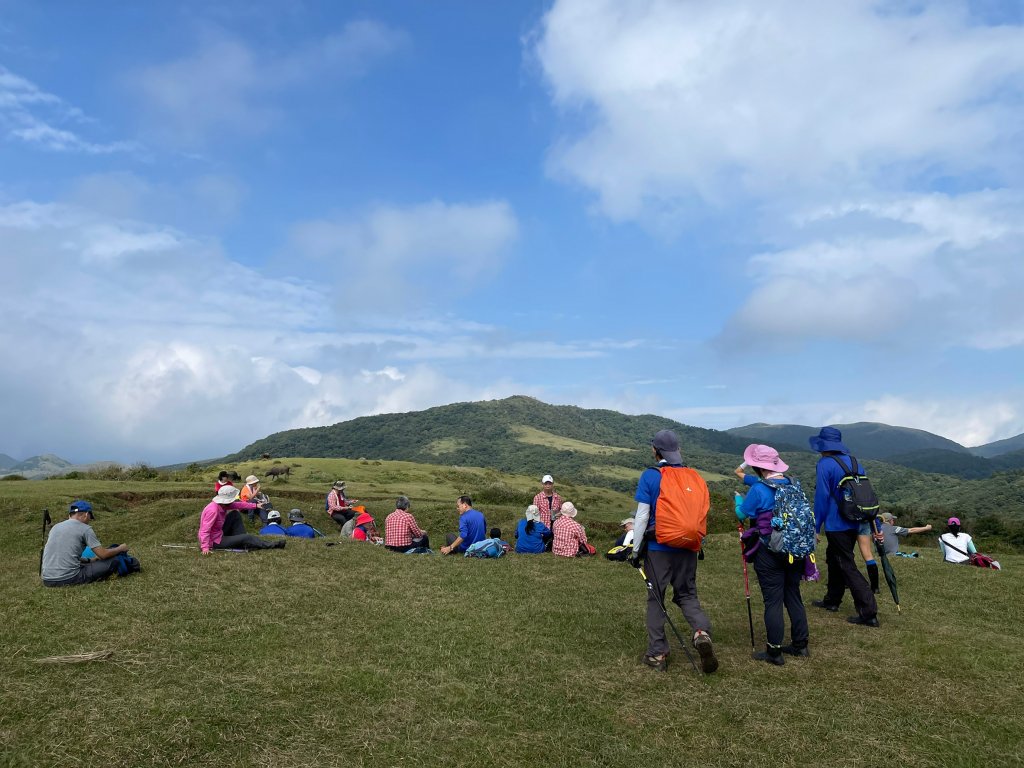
[743,444,789,473]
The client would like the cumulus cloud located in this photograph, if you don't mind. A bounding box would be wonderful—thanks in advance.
[288,199,520,303]
[129,20,406,147]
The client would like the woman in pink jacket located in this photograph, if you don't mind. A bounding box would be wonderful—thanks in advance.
[198,486,286,554]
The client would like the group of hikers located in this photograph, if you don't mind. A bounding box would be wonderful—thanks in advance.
[38,425,1000,674]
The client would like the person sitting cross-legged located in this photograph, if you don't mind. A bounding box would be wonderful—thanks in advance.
[259,510,288,536]
[41,501,138,587]
[384,496,430,553]
[551,502,593,557]
[284,509,320,538]
[515,505,551,554]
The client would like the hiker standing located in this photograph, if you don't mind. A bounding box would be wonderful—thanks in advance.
[41,501,136,587]
[532,474,562,529]
[809,427,879,627]
[514,505,551,554]
[327,480,356,530]
[384,496,430,553]
[440,495,486,555]
[737,445,810,664]
[627,430,718,674]
[199,486,285,554]
[551,502,593,557]
[879,512,932,557]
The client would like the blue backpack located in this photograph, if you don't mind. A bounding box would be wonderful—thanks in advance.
[464,538,505,558]
[760,478,816,560]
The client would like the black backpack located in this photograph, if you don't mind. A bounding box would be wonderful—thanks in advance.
[830,455,880,523]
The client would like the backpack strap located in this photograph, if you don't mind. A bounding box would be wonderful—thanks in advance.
[829,454,854,476]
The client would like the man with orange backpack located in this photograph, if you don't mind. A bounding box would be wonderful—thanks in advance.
[628,430,717,674]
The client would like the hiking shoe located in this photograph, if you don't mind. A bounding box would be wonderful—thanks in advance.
[752,650,785,666]
[847,615,880,627]
[781,645,810,657]
[811,600,839,612]
[642,654,667,672]
[274,541,287,549]
[693,632,718,674]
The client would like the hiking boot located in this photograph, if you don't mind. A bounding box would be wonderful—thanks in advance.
[811,600,839,612]
[847,615,880,627]
[752,650,785,666]
[693,631,718,674]
[781,645,810,657]
[642,654,667,672]
[274,540,287,549]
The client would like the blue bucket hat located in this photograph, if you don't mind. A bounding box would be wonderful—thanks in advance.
[808,427,848,454]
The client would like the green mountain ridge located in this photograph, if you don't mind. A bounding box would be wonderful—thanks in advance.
[971,432,1024,458]
[0,453,17,470]
[727,421,971,458]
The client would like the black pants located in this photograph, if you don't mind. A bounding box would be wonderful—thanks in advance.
[217,534,282,550]
[43,559,120,587]
[223,510,247,537]
[753,547,809,649]
[823,529,878,618]
[386,535,430,553]
[331,511,354,529]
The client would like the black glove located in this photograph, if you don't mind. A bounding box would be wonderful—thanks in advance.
[627,549,642,569]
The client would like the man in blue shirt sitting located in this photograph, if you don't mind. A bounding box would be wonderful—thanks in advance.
[284,510,320,539]
[808,427,879,627]
[259,510,288,536]
[441,495,487,555]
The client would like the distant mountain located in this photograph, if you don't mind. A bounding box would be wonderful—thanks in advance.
[727,422,970,460]
[0,453,17,470]
[971,432,1024,459]
[0,454,120,480]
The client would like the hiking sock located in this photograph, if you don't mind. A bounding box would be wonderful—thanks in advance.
[866,561,879,593]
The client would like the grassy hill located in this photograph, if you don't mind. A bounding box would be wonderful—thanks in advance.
[727,421,971,458]
[1,462,1021,767]
[972,431,1024,458]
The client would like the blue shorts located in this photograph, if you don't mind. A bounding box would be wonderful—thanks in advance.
[858,521,872,536]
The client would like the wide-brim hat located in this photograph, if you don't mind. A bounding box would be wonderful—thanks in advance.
[651,430,682,464]
[525,505,541,522]
[245,475,259,485]
[559,502,578,518]
[743,443,789,473]
[808,426,848,453]
[332,480,346,490]
[620,517,634,527]
[213,485,240,504]
[355,512,374,525]
[288,509,305,522]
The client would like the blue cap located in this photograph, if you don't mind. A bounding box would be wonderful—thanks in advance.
[69,500,94,519]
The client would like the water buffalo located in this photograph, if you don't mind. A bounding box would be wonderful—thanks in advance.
[265,466,290,480]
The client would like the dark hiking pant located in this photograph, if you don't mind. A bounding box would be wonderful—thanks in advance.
[216,534,283,551]
[331,511,354,530]
[223,510,247,537]
[43,558,120,587]
[753,547,809,649]
[386,535,430,553]
[823,529,878,619]
[644,548,711,657]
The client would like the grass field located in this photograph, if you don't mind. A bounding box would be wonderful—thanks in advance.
[512,426,634,456]
[2,458,1021,767]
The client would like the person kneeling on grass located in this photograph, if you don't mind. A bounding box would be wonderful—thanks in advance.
[199,486,285,555]
[515,505,551,554]
[41,501,138,587]
[384,496,430,553]
[285,509,320,539]
[259,510,288,536]
[551,502,594,557]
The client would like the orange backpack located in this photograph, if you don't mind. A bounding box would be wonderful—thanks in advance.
[653,466,709,551]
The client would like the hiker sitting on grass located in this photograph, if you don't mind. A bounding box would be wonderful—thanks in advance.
[514,505,551,554]
[939,517,1000,569]
[259,510,288,536]
[615,517,635,548]
[551,502,593,557]
[352,512,383,543]
[489,527,512,553]
[240,475,271,524]
[284,509,319,538]
[41,501,137,587]
[199,486,285,554]
[441,496,487,555]
[384,496,430,553]
[879,512,932,558]
[327,480,357,529]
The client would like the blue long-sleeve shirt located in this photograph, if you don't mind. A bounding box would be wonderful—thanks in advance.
[813,454,861,533]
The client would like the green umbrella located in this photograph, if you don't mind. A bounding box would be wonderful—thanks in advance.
[872,518,900,613]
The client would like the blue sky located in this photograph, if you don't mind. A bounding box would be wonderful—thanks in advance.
[1,0,1023,464]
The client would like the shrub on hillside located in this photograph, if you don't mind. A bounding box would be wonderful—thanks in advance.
[0,474,26,481]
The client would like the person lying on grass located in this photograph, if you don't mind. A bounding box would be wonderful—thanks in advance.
[41,500,136,587]
[198,486,285,554]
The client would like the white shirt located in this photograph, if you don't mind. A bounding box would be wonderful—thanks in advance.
[940,532,974,563]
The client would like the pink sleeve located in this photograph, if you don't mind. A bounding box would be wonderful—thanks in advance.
[198,504,217,552]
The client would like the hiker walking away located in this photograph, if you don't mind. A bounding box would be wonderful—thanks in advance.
[737,444,810,664]
[879,512,932,557]
[327,481,356,530]
[240,475,270,524]
[259,510,288,536]
[440,496,486,555]
[351,511,383,543]
[533,474,562,529]
[514,505,551,554]
[284,510,318,538]
[808,427,879,627]
[199,486,285,554]
[384,496,430,553]
[551,502,594,557]
[627,430,718,674]
[41,501,137,587]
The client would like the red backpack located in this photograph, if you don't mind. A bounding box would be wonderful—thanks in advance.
[654,466,709,551]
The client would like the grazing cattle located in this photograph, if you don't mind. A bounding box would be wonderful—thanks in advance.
[261,453,272,460]
[265,466,290,480]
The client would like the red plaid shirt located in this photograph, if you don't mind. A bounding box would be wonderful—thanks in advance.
[327,489,349,516]
[532,491,563,528]
[384,509,426,548]
[552,516,588,557]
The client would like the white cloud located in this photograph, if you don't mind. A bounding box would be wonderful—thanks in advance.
[535,0,1024,218]
[129,20,406,147]
[289,199,520,303]
[845,395,1023,448]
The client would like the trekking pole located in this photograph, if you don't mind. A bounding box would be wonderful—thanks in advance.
[637,564,700,674]
[738,522,756,651]
[38,508,51,576]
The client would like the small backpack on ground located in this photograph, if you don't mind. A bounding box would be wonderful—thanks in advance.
[111,552,141,577]
[830,455,880,523]
[653,466,709,551]
[464,538,505,558]
[760,478,816,560]
[605,544,632,561]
